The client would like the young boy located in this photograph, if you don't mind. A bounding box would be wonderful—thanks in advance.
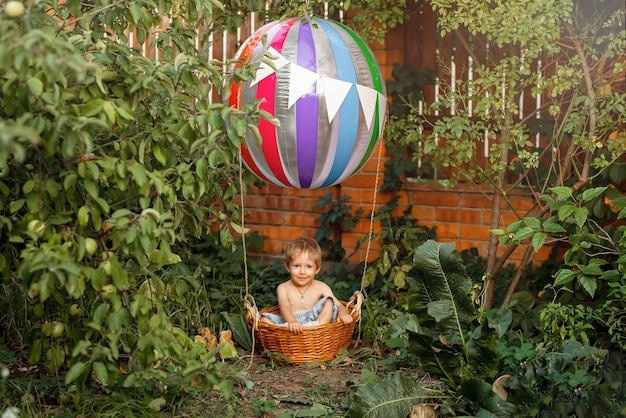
[260,237,353,335]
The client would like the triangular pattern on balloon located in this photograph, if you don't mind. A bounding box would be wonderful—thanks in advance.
[356,84,380,130]
[250,47,290,86]
[321,77,354,123]
[288,64,321,108]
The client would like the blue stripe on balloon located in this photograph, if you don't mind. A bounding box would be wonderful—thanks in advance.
[317,20,359,187]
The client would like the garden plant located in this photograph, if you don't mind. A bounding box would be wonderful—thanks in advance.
[1,0,625,417]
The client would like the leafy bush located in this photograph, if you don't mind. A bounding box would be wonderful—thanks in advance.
[497,340,626,417]
[0,0,264,408]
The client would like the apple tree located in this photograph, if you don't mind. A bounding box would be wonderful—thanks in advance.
[0,0,267,395]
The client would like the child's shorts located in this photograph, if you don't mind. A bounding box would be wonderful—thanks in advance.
[261,296,338,326]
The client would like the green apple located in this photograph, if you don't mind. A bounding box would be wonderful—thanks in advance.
[27,282,40,299]
[51,322,64,338]
[100,260,112,276]
[69,304,81,317]
[4,1,25,18]
[27,219,46,237]
[101,284,116,297]
[84,237,98,256]
[0,164,9,178]
[217,211,227,221]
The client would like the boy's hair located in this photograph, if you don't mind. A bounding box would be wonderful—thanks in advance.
[285,237,323,269]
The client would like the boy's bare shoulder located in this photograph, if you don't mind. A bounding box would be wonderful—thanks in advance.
[276,281,291,294]
[312,279,333,294]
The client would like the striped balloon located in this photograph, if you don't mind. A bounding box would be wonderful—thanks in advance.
[229,17,387,189]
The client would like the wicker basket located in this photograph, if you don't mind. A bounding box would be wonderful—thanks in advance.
[247,292,362,364]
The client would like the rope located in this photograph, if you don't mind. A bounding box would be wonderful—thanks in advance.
[238,147,257,370]
[353,137,384,346]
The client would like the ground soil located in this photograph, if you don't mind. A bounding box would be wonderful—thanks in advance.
[233,347,443,417]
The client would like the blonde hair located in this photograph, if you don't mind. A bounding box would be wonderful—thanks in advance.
[285,237,322,269]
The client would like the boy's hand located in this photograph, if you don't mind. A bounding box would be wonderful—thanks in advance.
[288,321,303,334]
[338,313,353,325]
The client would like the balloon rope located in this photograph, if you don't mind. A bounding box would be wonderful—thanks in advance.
[239,150,249,296]
[355,138,384,346]
[238,147,256,370]
[361,139,383,287]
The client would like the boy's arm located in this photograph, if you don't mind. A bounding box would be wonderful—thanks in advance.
[336,299,353,324]
[323,285,352,325]
[277,285,303,334]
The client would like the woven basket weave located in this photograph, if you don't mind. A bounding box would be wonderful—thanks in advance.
[248,292,362,364]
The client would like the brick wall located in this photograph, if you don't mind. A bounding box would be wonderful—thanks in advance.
[242,141,548,265]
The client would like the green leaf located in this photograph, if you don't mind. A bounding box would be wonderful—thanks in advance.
[531,232,547,251]
[153,144,167,165]
[511,227,535,242]
[581,259,606,276]
[557,204,576,221]
[147,398,166,412]
[542,217,566,233]
[9,199,25,213]
[523,217,541,228]
[349,373,431,418]
[102,101,116,124]
[458,378,514,416]
[129,3,142,25]
[573,207,588,228]
[65,362,87,385]
[221,312,251,351]
[411,240,476,347]
[27,77,43,96]
[93,361,108,386]
[554,268,575,287]
[581,186,606,202]
[550,186,572,199]
[578,275,597,298]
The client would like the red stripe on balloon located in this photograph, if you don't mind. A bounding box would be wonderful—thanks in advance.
[229,21,279,184]
[256,18,298,187]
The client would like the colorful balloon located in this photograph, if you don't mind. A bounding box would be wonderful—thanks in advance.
[229,16,387,189]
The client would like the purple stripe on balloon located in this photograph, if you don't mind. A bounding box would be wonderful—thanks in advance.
[295,21,318,188]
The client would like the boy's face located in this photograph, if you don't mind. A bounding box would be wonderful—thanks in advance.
[286,251,321,288]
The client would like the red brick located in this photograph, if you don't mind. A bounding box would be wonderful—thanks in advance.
[460,225,492,241]
[456,240,485,254]
[283,213,319,228]
[395,191,411,206]
[433,223,459,239]
[247,210,282,225]
[485,211,521,229]
[508,195,537,212]
[341,173,381,188]
[436,208,484,224]
[408,190,460,207]
[535,245,553,261]
[461,194,493,209]
[411,206,436,222]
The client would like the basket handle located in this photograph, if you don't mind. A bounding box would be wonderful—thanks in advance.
[244,294,259,331]
[345,290,363,319]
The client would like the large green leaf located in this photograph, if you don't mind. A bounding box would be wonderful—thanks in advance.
[407,331,463,384]
[349,372,437,418]
[458,378,515,417]
[410,240,477,347]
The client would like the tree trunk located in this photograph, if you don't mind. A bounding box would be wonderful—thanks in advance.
[483,135,509,309]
